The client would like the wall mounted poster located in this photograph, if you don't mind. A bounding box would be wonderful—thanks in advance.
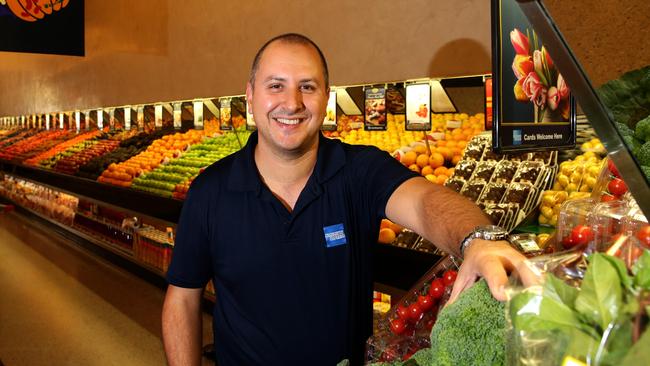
[0,0,84,56]
[491,0,576,152]
[405,83,431,131]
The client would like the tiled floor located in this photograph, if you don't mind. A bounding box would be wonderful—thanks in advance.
[0,211,214,365]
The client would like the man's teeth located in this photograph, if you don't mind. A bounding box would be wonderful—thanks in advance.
[275,118,303,125]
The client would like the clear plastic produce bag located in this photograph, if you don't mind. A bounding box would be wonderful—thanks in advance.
[365,255,459,363]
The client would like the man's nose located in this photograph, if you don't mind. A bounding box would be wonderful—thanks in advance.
[283,87,304,112]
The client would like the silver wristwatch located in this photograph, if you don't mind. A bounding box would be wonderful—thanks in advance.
[459,225,510,257]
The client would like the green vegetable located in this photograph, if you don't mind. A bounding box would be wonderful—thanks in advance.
[616,122,635,137]
[636,142,650,166]
[641,165,650,181]
[597,66,650,129]
[620,320,650,365]
[428,279,506,366]
[633,250,650,289]
[634,115,650,142]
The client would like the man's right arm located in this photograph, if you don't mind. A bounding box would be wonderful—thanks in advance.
[162,285,204,366]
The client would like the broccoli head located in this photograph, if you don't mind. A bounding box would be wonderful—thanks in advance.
[641,165,650,181]
[616,122,635,138]
[428,279,506,366]
[634,115,650,142]
[636,142,650,166]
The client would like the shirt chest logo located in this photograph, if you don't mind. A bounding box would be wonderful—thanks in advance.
[323,223,347,248]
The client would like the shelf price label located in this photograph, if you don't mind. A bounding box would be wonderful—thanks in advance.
[45,114,50,130]
[108,108,115,130]
[21,115,25,128]
[364,86,387,131]
[59,113,64,129]
[219,98,232,131]
[321,90,337,131]
[96,110,103,130]
[137,106,144,131]
[193,100,204,130]
[75,111,81,131]
[155,104,163,129]
[405,83,432,131]
[173,103,182,129]
[124,107,132,130]
[37,115,43,129]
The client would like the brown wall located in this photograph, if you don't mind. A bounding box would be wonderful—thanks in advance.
[0,0,493,117]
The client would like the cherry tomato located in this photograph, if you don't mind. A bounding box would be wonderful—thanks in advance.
[396,304,409,320]
[600,194,617,202]
[408,303,423,322]
[608,159,620,178]
[389,318,407,335]
[608,178,628,196]
[429,278,445,299]
[636,225,650,248]
[417,294,434,312]
[442,269,458,286]
[562,235,578,249]
[570,225,595,246]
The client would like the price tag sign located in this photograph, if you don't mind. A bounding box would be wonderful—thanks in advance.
[219,98,232,130]
[405,83,432,131]
[75,111,81,131]
[193,100,204,129]
[96,110,103,130]
[173,103,182,129]
[364,86,387,131]
[155,104,163,129]
[45,114,50,130]
[59,113,64,129]
[321,90,337,131]
[124,107,132,130]
[246,101,256,131]
[137,106,144,131]
[446,120,462,129]
[108,108,115,130]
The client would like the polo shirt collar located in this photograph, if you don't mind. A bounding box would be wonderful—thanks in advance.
[227,131,346,193]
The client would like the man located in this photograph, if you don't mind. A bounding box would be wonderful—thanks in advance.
[163,33,530,365]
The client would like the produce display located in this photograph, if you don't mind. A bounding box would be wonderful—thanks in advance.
[24,130,102,166]
[77,129,172,180]
[134,226,174,272]
[598,65,650,181]
[0,129,38,149]
[97,129,204,187]
[131,131,249,198]
[0,130,74,161]
[446,135,557,231]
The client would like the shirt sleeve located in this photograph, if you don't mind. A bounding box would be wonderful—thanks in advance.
[351,146,420,219]
[166,178,214,288]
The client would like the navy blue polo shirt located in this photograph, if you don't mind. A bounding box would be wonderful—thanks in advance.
[167,131,418,365]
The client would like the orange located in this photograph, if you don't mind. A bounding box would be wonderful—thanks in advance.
[454,133,467,141]
[416,154,430,168]
[436,140,447,147]
[452,155,462,165]
[421,166,434,176]
[378,228,396,244]
[408,164,421,174]
[429,153,444,168]
[389,222,404,235]
[447,168,455,176]
[434,166,448,176]
[380,219,392,230]
[401,151,417,166]
[457,141,467,149]
[445,140,457,148]
[425,174,436,182]
[437,147,453,160]
[436,175,449,185]
[413,144,428,155]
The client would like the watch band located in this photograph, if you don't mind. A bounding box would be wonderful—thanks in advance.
[459,225,509,258]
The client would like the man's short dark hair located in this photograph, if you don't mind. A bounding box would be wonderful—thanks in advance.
[249,33,329,89]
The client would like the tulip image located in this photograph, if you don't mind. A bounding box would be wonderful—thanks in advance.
[514,78,528,102]
[557,74,569,100]
[512,54,534,80]
[510,28,530,56]
[533,50,548,85]
[547,87,560,111]
[523,72,547,108]
[542,46,554,71]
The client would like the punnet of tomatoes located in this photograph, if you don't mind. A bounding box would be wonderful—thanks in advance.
[365,257,459,363]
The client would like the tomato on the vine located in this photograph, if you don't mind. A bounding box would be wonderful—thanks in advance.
[608,178,628,196]
[389,318,407,335]
[408,303,423,322]
[417,294,434,312]
[429,278,445,299]
[600,194,617,202]
[396,304,409,320]
[442,270,458,286]
[637,225,650,248]
[570,225,595,246]
[608,159,620,178]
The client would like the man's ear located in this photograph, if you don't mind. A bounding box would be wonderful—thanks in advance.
[245,82,253,110]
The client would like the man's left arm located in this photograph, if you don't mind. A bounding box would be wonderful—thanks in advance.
[385,176,536,302]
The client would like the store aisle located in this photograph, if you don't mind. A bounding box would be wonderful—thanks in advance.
[0,211,213,365]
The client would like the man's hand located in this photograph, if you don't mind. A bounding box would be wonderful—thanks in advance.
[447,239,541,304]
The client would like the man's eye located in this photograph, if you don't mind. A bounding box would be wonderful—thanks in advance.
[268,84,282,90]
[301,85,316,92]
